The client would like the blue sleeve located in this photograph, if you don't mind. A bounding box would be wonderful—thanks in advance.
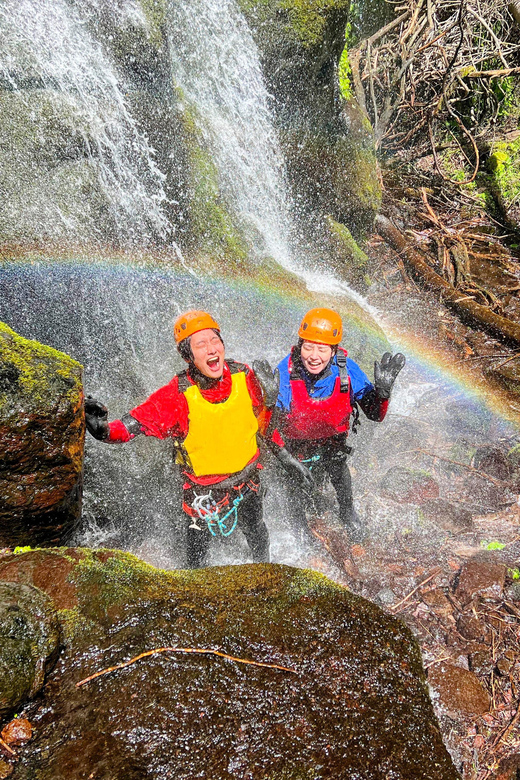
[275,354,292,412]
[347,358,374,401]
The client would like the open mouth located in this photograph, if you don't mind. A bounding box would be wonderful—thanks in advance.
[206,356,221,371]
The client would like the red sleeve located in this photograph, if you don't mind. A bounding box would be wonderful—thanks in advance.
[107,419,132,443]
[129,376,189,439]
[244,365,272,436]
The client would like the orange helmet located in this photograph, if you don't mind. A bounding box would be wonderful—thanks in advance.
[173,310,220,344]
[298,307,342,345]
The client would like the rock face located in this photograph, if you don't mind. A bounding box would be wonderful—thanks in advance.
[240,0,381,247]
[0,322,84,546]
[0,581,60,719]
[0,550,460,780]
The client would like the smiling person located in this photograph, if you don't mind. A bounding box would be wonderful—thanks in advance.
[85,310,277,568]
[272,308,405,543]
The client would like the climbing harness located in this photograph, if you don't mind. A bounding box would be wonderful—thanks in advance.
[190,483,255,537]
[301,454,322,471]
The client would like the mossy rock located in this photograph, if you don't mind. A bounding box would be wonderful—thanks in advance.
[0,549,460,779]
[0,581,60,719]
[324,214,370,285]
[0,323,84,546]
[174,98,250,263]
[0,91,124,243]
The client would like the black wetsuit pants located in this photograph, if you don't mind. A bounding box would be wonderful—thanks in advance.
[186,486,270,568]
[284,438,364,541]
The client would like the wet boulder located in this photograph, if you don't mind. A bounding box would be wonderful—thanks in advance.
[428,662,490,721]
[0,322,84,546]
[0,581,60,719]
[455,559,507,605]
[421,498,474,534]
[380,466,440,504]
[0,549,460,779]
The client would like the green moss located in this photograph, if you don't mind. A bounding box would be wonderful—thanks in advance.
[488,138,520,211]
[238,0,350,47]
[338,37,353,101]
[0,321,82,413]
[326,215,369,270]
[137,0,167,48]
[176,100,250,264]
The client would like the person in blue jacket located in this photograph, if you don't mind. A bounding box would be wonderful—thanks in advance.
[255,308,405,543]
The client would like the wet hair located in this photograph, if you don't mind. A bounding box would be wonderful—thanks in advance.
[177,329,223,363]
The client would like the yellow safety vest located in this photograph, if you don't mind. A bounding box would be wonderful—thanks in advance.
[182,371,259,477]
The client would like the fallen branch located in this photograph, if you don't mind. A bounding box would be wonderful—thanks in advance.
[76,647,298,687]
[376,214,520,348]
[415,449,511,486]
[465,66,520,78]
[0,736,16,757]
[389,567,442,612]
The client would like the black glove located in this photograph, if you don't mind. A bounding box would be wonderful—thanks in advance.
[85,396,110,440]
[374,353,406,399]
[252,360,280,409]
[276,447,314,492]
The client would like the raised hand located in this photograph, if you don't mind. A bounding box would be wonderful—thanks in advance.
[374,353,406,399]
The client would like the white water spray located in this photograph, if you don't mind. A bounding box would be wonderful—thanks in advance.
[0,0,168,244]
[167,0,293,266]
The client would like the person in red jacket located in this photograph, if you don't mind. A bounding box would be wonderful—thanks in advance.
[85,310,306,568]
[267,308,405,543]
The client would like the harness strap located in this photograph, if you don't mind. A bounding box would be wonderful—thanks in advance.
[190,482,254,537]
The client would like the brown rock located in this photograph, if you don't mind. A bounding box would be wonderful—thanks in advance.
[455,560,507,604]
[457,613,490,642]
[380,467,440,504]
[496,754,520,780]
[421,499,473,533]
[421,588,454,616]
[0,322,84,547]
[0,760,13,779]
[428,663,491,719]
[1,718,32,746]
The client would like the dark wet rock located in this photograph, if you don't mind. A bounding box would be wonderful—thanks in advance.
[421,499,474,534]
[421,588,454,617]
[0,323,84,547]
[496,753,520,780]
[0,581,60,719]
[455,560,507,605]
[469,646,495,676]
[496,654,514,676]
[428,662,491,720]
[472,446,512,480]
[0,549,460,780]
[456,613,490,643]
[505,581,520,601]
[380,467,440,504]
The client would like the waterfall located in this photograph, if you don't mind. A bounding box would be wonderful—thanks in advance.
[0,0,168,244]
[167,0,293,267]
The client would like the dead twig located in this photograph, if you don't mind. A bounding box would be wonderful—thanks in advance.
[76,646,298,688]
[389,567,442,612]
[0,736,17,757]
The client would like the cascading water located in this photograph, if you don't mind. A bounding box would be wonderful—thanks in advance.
[0,0,168,244]
[167,0,293,266]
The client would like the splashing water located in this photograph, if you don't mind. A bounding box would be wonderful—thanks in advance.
[0,0,168,244]
[167,0,293,266]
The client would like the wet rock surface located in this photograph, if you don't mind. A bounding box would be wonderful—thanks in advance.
[0,323,84,547]
[0,582,60,719]
[0,550,459,780]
